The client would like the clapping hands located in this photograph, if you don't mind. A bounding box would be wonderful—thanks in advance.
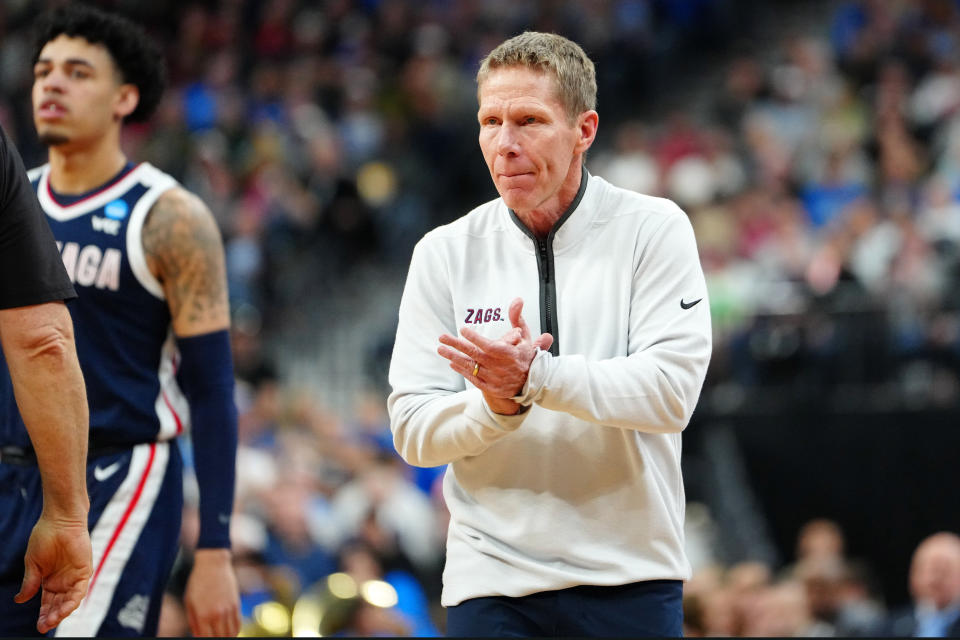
[438,298,552,414]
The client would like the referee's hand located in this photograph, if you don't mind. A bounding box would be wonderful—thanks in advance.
[15,514,92,633]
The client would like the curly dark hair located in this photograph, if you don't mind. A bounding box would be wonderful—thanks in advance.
[32,3,166,123]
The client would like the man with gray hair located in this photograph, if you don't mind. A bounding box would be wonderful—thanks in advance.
[388,31,711,636]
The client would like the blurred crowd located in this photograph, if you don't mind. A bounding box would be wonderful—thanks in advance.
[683,518,960,637]
[647,0,960,409]
[2,0,960,636]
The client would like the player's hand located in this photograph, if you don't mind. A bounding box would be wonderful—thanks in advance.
[438,297,553,414]
[15,512,92,633]
[184,548,241,637]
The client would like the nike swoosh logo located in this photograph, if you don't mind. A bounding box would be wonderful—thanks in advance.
[218,513,231,525]
[94,461,122,482]
[680,298,703,310]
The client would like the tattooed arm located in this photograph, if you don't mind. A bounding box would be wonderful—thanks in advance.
[142,187,230,335]
[142,187,241,637]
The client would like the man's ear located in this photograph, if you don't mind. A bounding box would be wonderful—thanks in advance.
[114,84,140,121]
[575,110,599,154]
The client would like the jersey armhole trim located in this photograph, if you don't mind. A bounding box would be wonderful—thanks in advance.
[126,172,177,300]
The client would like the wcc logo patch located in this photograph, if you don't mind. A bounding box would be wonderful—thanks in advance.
[464,307,502,324]
[104,199,129,220]
[91,199,129,236]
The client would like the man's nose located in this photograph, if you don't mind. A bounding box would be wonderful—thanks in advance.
[39,69,66,92]
[497,123,521,155]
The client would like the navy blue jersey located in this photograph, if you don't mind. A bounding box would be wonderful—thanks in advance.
[25,162,190,448]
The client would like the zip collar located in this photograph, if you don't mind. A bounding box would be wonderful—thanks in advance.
[504,166,591,356]
[508,165,591,247]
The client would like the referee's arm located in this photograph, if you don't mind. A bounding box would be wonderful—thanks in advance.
[0,301,88,518]
[0,300,91,632]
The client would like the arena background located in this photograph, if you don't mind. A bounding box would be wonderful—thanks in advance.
[3,0,959,636]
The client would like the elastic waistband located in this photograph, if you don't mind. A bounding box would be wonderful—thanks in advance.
[0,443,140,467]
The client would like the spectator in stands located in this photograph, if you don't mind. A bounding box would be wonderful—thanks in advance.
[795,554,885,636]
[877,532,960,637]
[796,518,846,561]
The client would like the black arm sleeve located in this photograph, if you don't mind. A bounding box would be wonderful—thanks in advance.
[0,124,75,310]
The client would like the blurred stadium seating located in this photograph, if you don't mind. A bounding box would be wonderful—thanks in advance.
[4,0,960,636]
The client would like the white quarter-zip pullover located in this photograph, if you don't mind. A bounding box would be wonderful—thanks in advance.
[388,172,712,606]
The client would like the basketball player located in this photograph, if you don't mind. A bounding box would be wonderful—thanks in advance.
[8,5,241,636]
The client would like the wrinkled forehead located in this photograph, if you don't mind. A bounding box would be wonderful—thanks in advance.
[477,65,564,110]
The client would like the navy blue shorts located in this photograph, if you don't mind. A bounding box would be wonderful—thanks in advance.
[0,441,183,637]
[445,579,684,637]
